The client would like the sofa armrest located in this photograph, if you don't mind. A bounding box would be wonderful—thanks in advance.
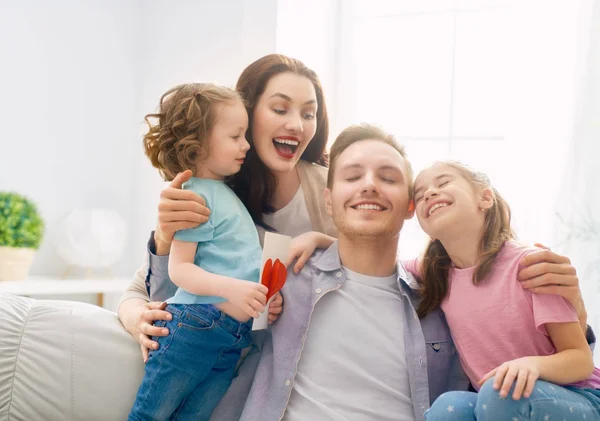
[0,293,144,421]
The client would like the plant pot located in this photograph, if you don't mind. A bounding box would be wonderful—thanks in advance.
[0,246,36,281]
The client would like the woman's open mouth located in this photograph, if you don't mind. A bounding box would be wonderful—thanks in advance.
[273,137,300,159]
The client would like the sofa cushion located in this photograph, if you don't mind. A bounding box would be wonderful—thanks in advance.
[0,293,144,421]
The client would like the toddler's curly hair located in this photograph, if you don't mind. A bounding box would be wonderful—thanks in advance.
[143,83,241,181]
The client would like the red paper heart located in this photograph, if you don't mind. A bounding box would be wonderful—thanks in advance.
[261,259,273,290]
[266,258,287,301]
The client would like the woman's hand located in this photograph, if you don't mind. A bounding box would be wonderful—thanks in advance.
[155,170,211,255]
[479,357,540,400]
[129,301,173,362]
[268,292,283,324]
[518,244,587,330]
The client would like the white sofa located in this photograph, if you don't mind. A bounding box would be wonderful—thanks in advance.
[0,293,145,421]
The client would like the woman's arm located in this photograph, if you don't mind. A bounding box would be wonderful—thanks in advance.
[170,240,268,318]
[117,261,172,362]
[518,248,587,332]
[116,238,173,361]
[155,170,211,255]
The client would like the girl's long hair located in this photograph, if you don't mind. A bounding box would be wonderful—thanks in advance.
[417,161,515,318]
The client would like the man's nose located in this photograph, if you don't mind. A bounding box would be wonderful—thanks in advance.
[361,173,378,193]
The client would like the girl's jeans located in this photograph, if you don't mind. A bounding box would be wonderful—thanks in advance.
[128,304,251,421]
[425,378,600,420]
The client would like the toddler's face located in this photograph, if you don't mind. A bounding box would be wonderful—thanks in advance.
[197,99,249,179]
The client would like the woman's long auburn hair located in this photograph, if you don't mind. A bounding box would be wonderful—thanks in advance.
[229,54,329,229]
[416,161,516,318]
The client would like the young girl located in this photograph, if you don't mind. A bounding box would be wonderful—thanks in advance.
[410,160,600,420]
[127,83,268,421]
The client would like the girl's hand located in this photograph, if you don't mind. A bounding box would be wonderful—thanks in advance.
[131,301,173,363]
[224,279,268,318]
[479,357,540,400]
[268,292,283,324]
[155,170,211,254]
[285,232,335,274]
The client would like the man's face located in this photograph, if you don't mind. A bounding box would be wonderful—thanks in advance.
[325,139,413,240]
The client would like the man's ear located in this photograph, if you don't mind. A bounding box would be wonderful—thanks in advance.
[479,187,494,210]
[324,188,333,216]
[406,199,415,220]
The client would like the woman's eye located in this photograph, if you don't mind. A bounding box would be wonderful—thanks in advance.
[440,181,449,187]
[273,109,286,115]
[303,112,316,119]
[415,196,423,203]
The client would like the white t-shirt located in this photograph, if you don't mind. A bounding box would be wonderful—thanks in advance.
[262,185,312,237]
[283,267,415,421]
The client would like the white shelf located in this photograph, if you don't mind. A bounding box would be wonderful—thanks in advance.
[0,276,132,308]
[0,276,131,296]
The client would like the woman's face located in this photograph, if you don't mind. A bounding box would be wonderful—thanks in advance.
[251,72,318,174]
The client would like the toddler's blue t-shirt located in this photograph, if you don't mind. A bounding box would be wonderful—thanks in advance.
[167,178,262,305]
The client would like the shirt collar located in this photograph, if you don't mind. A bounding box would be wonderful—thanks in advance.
[313,241,420,291]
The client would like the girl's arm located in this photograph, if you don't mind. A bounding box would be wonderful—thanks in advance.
[284,231,336,274]
[479,321,594,399]
[535,321,595,383]
[169,240,268,318]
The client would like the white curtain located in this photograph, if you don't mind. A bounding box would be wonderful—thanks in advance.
[276,0,600,359]
[550,0,600,362]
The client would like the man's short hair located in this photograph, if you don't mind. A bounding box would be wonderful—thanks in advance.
[327,123,414,200]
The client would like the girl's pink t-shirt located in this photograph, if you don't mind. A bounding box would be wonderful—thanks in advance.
[405,240,600,390]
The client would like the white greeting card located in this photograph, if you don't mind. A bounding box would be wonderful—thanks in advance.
[252,232,291,331]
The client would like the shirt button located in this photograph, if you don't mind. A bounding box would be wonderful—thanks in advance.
[336,271,342,278]
[418,357,423,366]
[315,288,322,294]
[432,343,441,351]
[285,380,291,386]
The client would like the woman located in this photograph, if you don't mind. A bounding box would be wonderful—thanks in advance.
[119,54,337,359]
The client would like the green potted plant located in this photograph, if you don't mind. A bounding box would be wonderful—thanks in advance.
[0,192,44,281]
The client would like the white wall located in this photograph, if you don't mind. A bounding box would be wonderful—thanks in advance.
[0,0,278,280]
[276,0,341,142]
[130,0,278,274]
[0,0,139,277]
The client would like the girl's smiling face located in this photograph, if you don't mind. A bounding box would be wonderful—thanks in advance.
[413,163,487,239]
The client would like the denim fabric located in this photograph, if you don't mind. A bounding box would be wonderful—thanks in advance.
[425,378,600,420]
[128,304,251,421]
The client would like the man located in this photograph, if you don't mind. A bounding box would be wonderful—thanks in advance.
[210,123,467,421]
[137,124,593,421]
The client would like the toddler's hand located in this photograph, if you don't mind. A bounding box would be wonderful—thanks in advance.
[479,356,540,400]
[224,279,268,318]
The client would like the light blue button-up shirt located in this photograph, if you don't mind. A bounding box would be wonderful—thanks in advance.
[146,236,596,421]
